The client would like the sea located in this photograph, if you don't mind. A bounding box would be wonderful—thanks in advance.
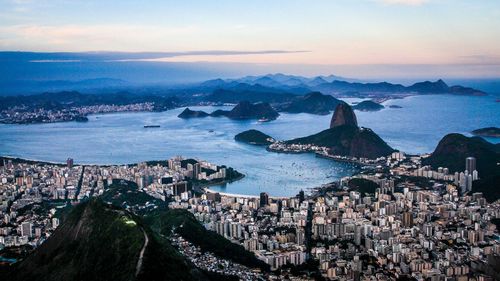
[0,94,498,196]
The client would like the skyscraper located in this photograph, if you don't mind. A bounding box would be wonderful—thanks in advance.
[67,158,74,168]
[465,157,476,175]
[21,222,33,238]
[193,163,201,180]
[402,212,413,228]
[260,192,269,207]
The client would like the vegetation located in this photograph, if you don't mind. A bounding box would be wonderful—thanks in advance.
[101,179,168,215]
[223,101,279,120]
[144,209,270,271]
[0,91,179,111]
[352,100,384,111]
[279,92,341,115]
[472,175,500,203]
[422,133,499,175]
[235,129,274,145]
[424,133,500,201]
[7,199,144,281]
[286,125,394,159]
[348,178,379,195]
[207,85,296,103]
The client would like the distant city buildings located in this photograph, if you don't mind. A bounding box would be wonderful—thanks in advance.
[66,158,73,168]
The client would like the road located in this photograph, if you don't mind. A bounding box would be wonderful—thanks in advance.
[135,227,149,277]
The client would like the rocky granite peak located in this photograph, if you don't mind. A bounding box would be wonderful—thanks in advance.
[330,102,358,128]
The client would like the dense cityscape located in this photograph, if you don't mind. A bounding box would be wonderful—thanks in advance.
[1,149,498,280]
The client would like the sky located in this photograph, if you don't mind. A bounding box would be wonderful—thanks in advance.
[1,0,500,79]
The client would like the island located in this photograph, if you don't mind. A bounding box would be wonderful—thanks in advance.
[472,127,500,138]
[352,100,385,111]
[235,129,275,145]
[216,101,280,120]
[270,102,394,159]
[177,101,280,121]
[177,108,210,118]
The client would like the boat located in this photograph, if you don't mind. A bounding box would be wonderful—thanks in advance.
[143,125,161,128]
[258,117,271,123]
[208,129,214,133]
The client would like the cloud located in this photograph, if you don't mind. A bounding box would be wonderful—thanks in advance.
[0,50,308,63]
[379,0,429,5]
[0,24,203,51]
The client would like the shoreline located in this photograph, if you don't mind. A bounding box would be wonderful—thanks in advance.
[1,93,481,126]
[204,187,292,200]
[194,174,246,188]
[266,147,373,168]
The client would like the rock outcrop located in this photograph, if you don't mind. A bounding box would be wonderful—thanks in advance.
[283,102,394,159]
[330,102,358,128]
[285,125,394,159]
[177,108,209,119]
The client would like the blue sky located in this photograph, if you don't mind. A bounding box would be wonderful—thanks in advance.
[1,0,499,78]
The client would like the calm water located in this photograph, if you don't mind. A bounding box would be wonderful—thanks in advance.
[0,94,498,196]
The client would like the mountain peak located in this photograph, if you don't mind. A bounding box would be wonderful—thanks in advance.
[330,102,358,128]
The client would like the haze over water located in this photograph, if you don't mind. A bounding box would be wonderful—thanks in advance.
[0,94,498,196]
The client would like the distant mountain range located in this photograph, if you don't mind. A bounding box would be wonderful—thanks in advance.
[0,71,487,99]
[197,75,486,100]
[277,92,342,115]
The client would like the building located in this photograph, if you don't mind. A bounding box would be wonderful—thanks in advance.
[66,158,74,168]
[260,192,269,207]
[402,211,413,228]
[21,222,33,238]
[465,157,476,175]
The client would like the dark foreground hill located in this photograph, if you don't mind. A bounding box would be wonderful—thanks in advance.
[144,209,270,272]
[4,180,269,280]
[5,199,205,281]
[101,180,269,271]
[423,133,500,202]
[422,133,499,175]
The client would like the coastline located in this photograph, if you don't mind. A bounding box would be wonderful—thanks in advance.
[204,187,292,200]
[1,93,478,126]
[194,173,246,188]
